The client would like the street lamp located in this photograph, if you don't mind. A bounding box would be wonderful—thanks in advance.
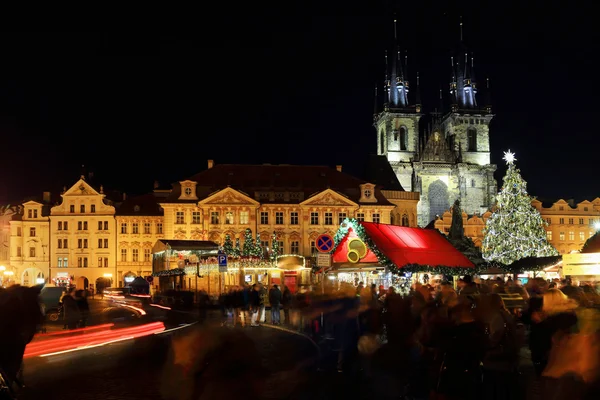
[595,222,600,231]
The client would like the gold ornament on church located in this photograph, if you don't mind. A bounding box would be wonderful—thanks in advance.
[347,238,367,263]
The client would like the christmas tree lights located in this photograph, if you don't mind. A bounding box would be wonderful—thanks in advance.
[482,150,558,265]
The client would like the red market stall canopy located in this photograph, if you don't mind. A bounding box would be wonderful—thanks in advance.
[331,219,475,276]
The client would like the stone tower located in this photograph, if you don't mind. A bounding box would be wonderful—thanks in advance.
[376,17,497,227]
[373,19,422,193]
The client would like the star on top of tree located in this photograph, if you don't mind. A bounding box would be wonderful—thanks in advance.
[503,150,516,165]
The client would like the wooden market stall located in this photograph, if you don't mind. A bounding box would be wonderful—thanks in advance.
[329,219,475,290]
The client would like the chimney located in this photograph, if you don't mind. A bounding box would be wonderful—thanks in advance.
[336,165,342,172]
[207,160,214,169]
[154,180,159,189]
[123,192,127,201]
[43,191,51,203]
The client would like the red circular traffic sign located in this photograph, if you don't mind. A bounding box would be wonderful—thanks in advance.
[316,234,335,253]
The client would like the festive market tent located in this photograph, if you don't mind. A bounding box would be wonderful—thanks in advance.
[331,219,475,282]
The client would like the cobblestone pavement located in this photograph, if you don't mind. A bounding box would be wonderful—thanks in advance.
[19,322,318,400]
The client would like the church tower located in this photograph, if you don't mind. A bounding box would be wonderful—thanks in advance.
[376,16,497,227]
[373,19,422,192]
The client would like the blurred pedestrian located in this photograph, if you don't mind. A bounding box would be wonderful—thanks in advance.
[269,285,282,325]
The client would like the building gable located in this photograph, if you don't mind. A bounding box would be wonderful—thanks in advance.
[300,189,358,208]
[198,187,260,207]
[62,179,101,197]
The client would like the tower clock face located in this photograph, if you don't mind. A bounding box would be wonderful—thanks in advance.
[184,187,192,196]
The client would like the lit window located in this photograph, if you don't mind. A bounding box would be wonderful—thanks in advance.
[559,232,565,241]
[310,212,319,225]
[569,232,575,241]
[275,212,284,225]
[240,211,249,224]
[291,241,299,254]
[260,212,269,225]
[192,212,201,224]
[546,231,552,241]
[290,212,299,225]
[225,212,234,225]
[579,232,585,241]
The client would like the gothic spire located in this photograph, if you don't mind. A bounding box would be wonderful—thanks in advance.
[385,17,410,109]
[449,17,478,111]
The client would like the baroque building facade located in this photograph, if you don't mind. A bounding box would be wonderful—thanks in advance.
[48,178,118,290]
[3,162,419,289]
[434,198,600,255]
[375,24,497,226]
[159,161,419,258]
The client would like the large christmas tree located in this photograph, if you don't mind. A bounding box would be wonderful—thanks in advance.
[242,228,255,257]
[482,150,558,265]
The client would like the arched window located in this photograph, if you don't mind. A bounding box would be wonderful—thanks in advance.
[400,126,408,150]
[401,214,409,227]
[428,180,449,223]
[467,128,477,152]
[390,213,394,225]
[380,131,385,154]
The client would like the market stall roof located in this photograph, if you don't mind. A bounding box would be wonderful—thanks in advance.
[152,240,219,254]
[509,255,563,272]
[332,220,474,273]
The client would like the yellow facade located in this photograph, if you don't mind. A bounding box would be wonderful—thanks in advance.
[532,198,600,254]
[160,185,419,260]
[49,179,117,290]
[8,201,50,286]
[115,213,164,286]
[434,198,600,255]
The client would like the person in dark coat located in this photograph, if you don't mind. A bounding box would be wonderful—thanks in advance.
[75,289,90,327]
[62,288,80,330]
[249,284,261,326]
[281,285,292,324]
[269,285,282,325]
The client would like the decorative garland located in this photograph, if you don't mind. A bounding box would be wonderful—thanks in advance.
[153,268,186,277]
[334,218,477,276]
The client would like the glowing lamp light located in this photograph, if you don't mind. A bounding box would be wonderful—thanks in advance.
[36,278,45,284]
[3,271,14,276]
[595,222,600,231]
[124,276,135,283]
[0,265,5,271]
[103,273,113,278]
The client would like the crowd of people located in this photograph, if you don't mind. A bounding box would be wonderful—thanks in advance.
[211,276,600,399]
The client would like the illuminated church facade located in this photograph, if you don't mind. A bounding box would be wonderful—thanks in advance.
[374,20,497,226]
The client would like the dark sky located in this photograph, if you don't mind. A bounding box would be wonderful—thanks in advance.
[1,6,599,204]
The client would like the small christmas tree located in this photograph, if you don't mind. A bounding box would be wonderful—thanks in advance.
[242,228,255,257]
[482,150,558,265]
[222,234,234,256]
[252,232,264,258]
[270,231,280,261]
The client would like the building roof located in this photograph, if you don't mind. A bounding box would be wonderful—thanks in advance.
[164,163,394,206]
[116,193,163,216]
[363,155,404,191]
[333,221,474,269]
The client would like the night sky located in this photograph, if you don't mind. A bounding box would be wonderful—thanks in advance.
[1,6,599,204]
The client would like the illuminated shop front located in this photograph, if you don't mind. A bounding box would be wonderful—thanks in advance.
[328,219,475,292]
